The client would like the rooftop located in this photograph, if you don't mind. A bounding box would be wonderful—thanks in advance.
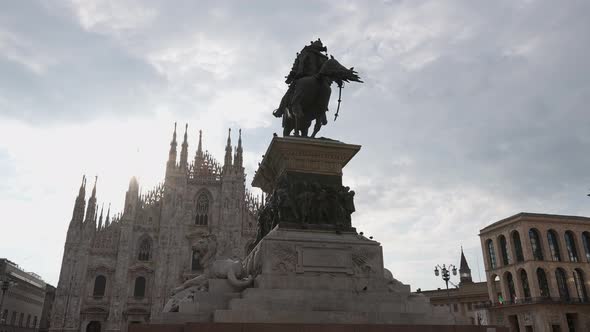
[479,212,590,234]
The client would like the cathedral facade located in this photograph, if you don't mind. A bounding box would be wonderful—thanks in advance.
[50,125,259,332]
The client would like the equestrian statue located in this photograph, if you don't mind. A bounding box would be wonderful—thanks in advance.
[273,39,363,137]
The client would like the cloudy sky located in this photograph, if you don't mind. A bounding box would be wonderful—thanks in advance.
[1,0,590,291]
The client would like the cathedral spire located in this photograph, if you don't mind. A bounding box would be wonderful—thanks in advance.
[70,175,87,225]
[194,129,204,166]
[223,128,233,171]
[85,176,98,223]
[197,130,203,156]
[167,122,178,169]
[459,246,473,284]
[79,175,86,197]
[179,123,189,168]
[235,128,243,169]
[105,203,111,228]
[98,203,104,229]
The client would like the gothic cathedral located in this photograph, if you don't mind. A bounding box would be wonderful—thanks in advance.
[50,124,259,332]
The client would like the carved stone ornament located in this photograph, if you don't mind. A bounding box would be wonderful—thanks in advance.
[270,243,297,273]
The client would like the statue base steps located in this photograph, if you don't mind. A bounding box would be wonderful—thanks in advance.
[212,227,455,325]
[156,224,460,325]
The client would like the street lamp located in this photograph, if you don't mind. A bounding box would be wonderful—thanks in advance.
[434,264,457,318]
[0,275,17,325]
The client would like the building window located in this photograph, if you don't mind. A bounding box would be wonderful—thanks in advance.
[26,314,30,328]
[134,276,146,298]
[547,230,561,261]
[537,268,551,297]
[138,237,151,261]
[556,268,570,300]
[487,239,497,269]
[467,302,472,311]
[582,232,590,262]
[10,311,16,325]
[520,269,531,299]
[565,231,579,262]
[453,303,458,312]
[93,275,106,297]
[18,313,23,327]
[573,269,588,302]
[505,272,516,302]
[1,309,7,324]
[529,228,544,260]
[512,231,524,262]
[33,316,37,328]
[499,235,511,265]
[195,193,210,226]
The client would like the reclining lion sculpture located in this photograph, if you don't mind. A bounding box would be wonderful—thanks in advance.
[164,235,253,312]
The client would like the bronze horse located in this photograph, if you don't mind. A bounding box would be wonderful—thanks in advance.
[274,56,362,137]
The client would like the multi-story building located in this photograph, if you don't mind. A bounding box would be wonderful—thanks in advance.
[50,125,259,332]
[479,212,590,331]
[39,284,56,332]
[0,258,48,331]
[417,249,493,325]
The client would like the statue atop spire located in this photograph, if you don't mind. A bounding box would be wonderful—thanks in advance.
[98,203,104,229]
[223,128,233,171]
[235,129,243,169]
[85,176,98,223]
[105,203,111,228]
[197,130,203,157]
[79,175,86,197]
[71,175,87,225]
[180,123,189,168]
[168,122,178,169]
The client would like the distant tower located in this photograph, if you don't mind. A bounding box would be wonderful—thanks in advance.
[459,247,473,284]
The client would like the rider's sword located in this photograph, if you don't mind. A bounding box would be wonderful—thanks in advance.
[334,83,343,121]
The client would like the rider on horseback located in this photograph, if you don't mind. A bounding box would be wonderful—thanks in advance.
[273,39,362,137]
[273,39,328,124]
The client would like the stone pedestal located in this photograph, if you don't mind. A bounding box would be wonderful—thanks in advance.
[214,226,451,324]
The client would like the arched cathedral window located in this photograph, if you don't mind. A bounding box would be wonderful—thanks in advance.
[195,193,210,226]
[93,275,106,297]
[134,276,146,298]
[138,238,151,261]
